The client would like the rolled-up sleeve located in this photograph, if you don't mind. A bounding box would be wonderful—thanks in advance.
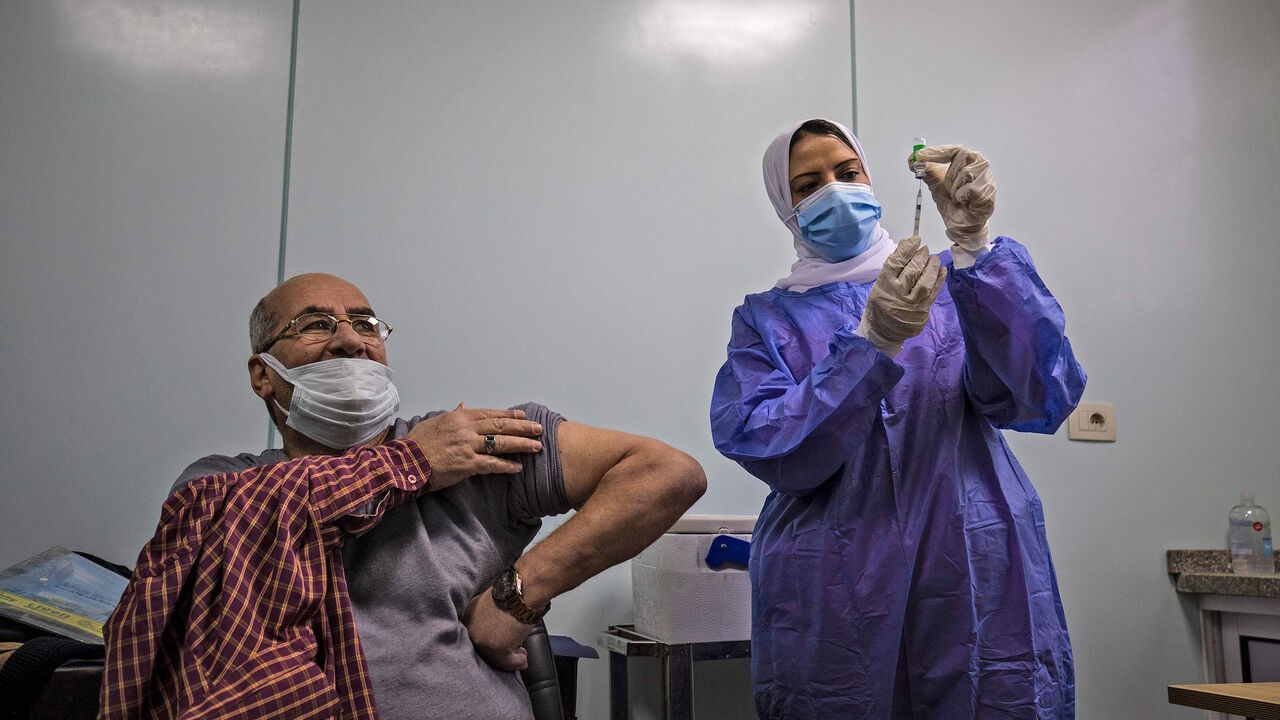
[504,402,570,524]
[946,237,1087,433]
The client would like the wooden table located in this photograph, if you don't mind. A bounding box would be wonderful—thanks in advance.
[1168,682,1280,719]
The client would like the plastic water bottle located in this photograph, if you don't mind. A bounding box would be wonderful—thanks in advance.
[1229,491,1274,575]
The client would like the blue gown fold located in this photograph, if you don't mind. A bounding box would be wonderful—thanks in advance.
[710,237,1085,719]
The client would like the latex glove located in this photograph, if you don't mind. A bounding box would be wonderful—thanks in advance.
[910,144,996,268]
[855,236,947,357]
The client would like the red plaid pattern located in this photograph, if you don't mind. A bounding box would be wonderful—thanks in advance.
[100,439,432,719]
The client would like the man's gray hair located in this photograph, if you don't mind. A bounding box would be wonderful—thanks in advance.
[249,297,278,355]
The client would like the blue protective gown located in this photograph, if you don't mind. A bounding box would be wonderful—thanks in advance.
[711,238,1084,719]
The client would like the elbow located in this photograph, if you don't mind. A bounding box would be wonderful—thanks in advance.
[1043,397,1078,433]
[678,451,709,509]
[640,439,707,513]
[1021,364,1088,433]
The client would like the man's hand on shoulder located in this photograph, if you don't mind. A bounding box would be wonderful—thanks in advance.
[463,590,533,672]
[405,405,544,492]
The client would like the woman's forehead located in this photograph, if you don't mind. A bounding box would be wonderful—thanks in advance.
[789,134,861,172]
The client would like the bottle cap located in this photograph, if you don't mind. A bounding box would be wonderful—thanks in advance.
[1243,490,1255,504]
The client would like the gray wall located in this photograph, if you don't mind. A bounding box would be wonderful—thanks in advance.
[0,1,292,562]
[2,1,1278,719]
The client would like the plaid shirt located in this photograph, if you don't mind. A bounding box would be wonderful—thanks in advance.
[100,439,432,719]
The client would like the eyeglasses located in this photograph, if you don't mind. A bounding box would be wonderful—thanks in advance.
[260,312,393,353]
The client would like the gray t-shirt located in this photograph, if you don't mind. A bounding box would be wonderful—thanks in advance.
[171,403,569,720]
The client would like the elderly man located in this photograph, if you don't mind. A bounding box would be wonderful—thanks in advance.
[128,272,706,719]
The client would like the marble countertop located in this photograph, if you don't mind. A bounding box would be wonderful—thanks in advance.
[1167,549,1280,599]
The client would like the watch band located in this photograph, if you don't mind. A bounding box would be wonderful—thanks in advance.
[491,566,549,625]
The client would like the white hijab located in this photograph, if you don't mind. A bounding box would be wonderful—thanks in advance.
[765,119,894,291]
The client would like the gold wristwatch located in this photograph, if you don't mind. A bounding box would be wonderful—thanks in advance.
[490,565,549,625]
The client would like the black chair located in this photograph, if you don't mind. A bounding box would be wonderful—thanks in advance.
[522,622,600,720]
[8,609,576,717]
[9,556,588,719]
[10,618,579,720]
[1,635,103,720]
[521,619,566,720]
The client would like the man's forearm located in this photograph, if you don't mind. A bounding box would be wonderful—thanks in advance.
[513,439,705,608]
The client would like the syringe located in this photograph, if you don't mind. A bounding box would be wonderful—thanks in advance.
[911,137,926,237]
[912,186,923,238]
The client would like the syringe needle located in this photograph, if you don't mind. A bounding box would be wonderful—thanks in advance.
[912,182,923,237]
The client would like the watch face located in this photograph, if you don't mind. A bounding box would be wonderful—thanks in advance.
[493,568,519,603]
[490,567,546,625]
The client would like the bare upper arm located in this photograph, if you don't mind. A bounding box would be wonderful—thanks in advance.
[556,421,647,509]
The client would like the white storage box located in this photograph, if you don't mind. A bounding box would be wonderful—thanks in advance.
[631,514,757,644]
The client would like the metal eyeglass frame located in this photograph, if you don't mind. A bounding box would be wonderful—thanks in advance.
[260,312,393,354]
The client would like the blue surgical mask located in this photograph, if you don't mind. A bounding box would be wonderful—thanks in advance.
[793,182,883,262]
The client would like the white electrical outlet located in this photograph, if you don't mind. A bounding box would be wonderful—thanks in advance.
[1067,402,1116,442]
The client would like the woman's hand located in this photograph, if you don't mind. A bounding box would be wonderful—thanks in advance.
[856,236,946,357]
[910,144,996,266]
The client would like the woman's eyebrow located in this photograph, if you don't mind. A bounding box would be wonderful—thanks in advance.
[836,158,864,172]
[789,170,820,184]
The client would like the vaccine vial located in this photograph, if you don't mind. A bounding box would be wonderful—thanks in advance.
[912,137,927,179]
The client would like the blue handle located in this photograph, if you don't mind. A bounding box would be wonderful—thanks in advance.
[705,535,750,569]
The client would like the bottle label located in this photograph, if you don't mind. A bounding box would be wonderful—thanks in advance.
[1255,521,1265,532]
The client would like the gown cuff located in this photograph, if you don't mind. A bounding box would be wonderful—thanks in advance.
[950,243,991,269]
[853,315,903,358]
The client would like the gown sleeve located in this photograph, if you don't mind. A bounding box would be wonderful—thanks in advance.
[710,301,903,496]
[945,237,1087,433]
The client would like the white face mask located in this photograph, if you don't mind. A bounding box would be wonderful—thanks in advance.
[259,353,400,449]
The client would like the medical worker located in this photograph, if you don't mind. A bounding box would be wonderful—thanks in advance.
[710,118,1085,719]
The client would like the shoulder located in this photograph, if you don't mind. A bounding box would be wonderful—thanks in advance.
[737,287,784,312]
[732,283,850,334]
[743,282,856,310]
[385,411,450,439]
[388,406,563,437]
[730,290,777,329]
[507,402,565,429]
[169,449,286,497]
